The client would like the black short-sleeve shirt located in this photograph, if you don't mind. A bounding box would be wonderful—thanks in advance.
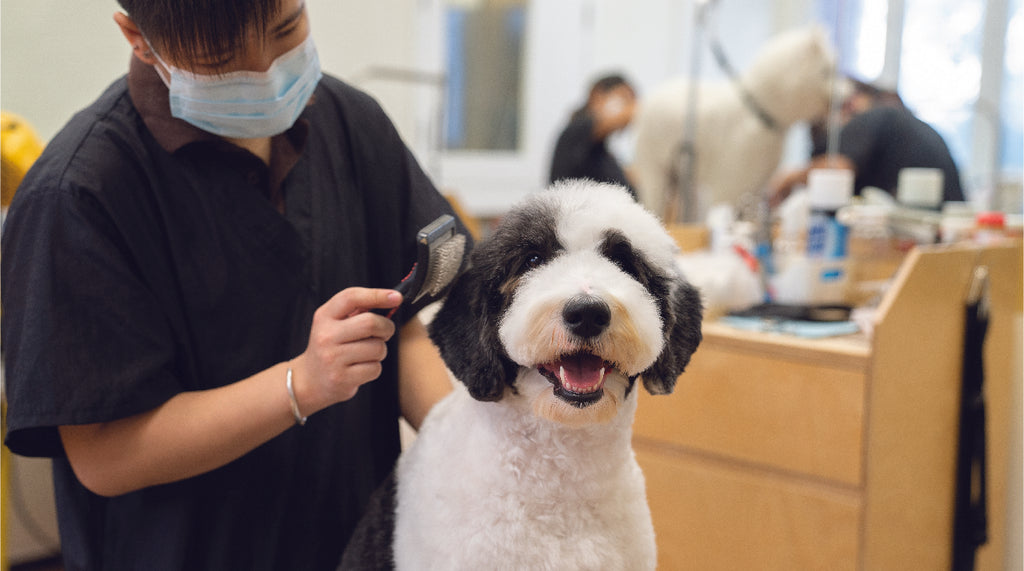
[548,113,637,198]
[839,105,965,203]
[2,61,468,570]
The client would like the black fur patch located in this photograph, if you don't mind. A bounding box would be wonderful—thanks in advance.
[639,276,703,394]
[599,229,702,394]
[600,229,673,326]
[429,201,562,401]
[338,472,397,570]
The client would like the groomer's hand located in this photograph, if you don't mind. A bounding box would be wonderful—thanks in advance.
[289,288,403,415]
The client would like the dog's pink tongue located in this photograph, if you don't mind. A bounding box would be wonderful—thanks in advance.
[550,353,606,392]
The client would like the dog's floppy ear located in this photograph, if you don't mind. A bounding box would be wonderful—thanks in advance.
[428,262,519,401]
[640,275,703,395]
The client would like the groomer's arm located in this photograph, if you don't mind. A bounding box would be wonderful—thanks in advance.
[59,287,402,498]
[397,316,453,430]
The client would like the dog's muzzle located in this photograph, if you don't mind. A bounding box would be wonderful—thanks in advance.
[536,295,615,408]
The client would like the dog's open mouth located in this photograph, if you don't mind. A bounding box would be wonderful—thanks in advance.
[537,352,613,408]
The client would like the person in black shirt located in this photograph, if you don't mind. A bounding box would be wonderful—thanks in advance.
[1,1,470,569]
[837,79,965,203]
[549,74,639,199]
[773,78,965,206]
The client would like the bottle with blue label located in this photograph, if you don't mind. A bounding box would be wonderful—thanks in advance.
[805,168,853,304]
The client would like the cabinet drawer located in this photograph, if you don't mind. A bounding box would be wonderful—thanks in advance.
[636,445,862,571]
[634,339,866,485]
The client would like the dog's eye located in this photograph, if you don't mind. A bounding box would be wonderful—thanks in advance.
[603,238,639,279]
[513,251,544,276]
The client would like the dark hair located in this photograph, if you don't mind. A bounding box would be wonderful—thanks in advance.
[848,76,904,108]
[117,0,281,65]
[589,74,631,96]
[571,73,635,120]
[848,77,883,99]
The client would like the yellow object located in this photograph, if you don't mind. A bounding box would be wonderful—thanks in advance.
[1,111,45,209]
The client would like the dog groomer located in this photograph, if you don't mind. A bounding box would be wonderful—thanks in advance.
[549,74,639,200]
[771,77,965,206]
[1,1,470,569]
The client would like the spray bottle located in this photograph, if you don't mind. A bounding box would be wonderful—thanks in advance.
[805,168,854,304]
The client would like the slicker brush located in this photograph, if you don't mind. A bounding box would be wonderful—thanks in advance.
[383,214,466,317]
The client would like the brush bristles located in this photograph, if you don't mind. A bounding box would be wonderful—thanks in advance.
[418,234,466,302]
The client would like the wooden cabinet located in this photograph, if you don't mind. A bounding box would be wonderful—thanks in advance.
[634,243,1022,570]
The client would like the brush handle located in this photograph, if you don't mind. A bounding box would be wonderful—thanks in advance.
[373,214,458,318]
[372,263,419,318]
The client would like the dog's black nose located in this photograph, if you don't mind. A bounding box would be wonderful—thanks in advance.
[562,296,611,339]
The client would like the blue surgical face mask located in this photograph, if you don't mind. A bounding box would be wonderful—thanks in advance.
[148,34,322,139]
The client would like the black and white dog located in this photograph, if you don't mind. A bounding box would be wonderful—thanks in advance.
[342,180,702,570]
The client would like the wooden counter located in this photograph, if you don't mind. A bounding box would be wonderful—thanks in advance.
[634,242,1022,570]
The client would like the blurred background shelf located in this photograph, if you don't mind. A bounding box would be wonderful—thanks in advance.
[634,241,1022,570]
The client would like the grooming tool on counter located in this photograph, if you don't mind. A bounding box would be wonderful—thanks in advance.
[379,214,466,318]
[728,302,852,323]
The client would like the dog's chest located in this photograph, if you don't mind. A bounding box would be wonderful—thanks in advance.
[392,389,656,570]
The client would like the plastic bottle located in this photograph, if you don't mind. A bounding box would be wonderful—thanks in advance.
[890,167,944,244]
[1005,214,1023,239]
[805,169,854,304]
[974,211,1006,245]
[897,168,943,210]
[940,201,976,243]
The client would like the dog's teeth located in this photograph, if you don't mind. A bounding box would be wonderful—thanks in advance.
[599,367,605,382]
[559,366,567,385]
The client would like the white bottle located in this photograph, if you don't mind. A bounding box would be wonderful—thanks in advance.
[805,169,854,304]
[897,167,944,209]
[940,201,975,243]
[892,167,944,244]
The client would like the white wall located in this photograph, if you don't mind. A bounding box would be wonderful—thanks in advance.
[1,1,128,142]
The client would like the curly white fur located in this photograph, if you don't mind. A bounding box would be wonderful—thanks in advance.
[394,377,653,570]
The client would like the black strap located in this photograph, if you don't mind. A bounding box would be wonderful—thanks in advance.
[951,298,989,570]
[709,38,781,132]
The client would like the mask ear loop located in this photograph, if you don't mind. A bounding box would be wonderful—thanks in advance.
[141,36,174,88]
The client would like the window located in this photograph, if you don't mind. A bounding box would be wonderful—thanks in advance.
[818,0,1021,205]
[444,0,527,151]
[899,0,985,178]
[1001,0,1022,173]
[820,0,888,81]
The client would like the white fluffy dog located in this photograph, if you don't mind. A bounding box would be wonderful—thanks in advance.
[631,26,837,221]
[340,181,703,570]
